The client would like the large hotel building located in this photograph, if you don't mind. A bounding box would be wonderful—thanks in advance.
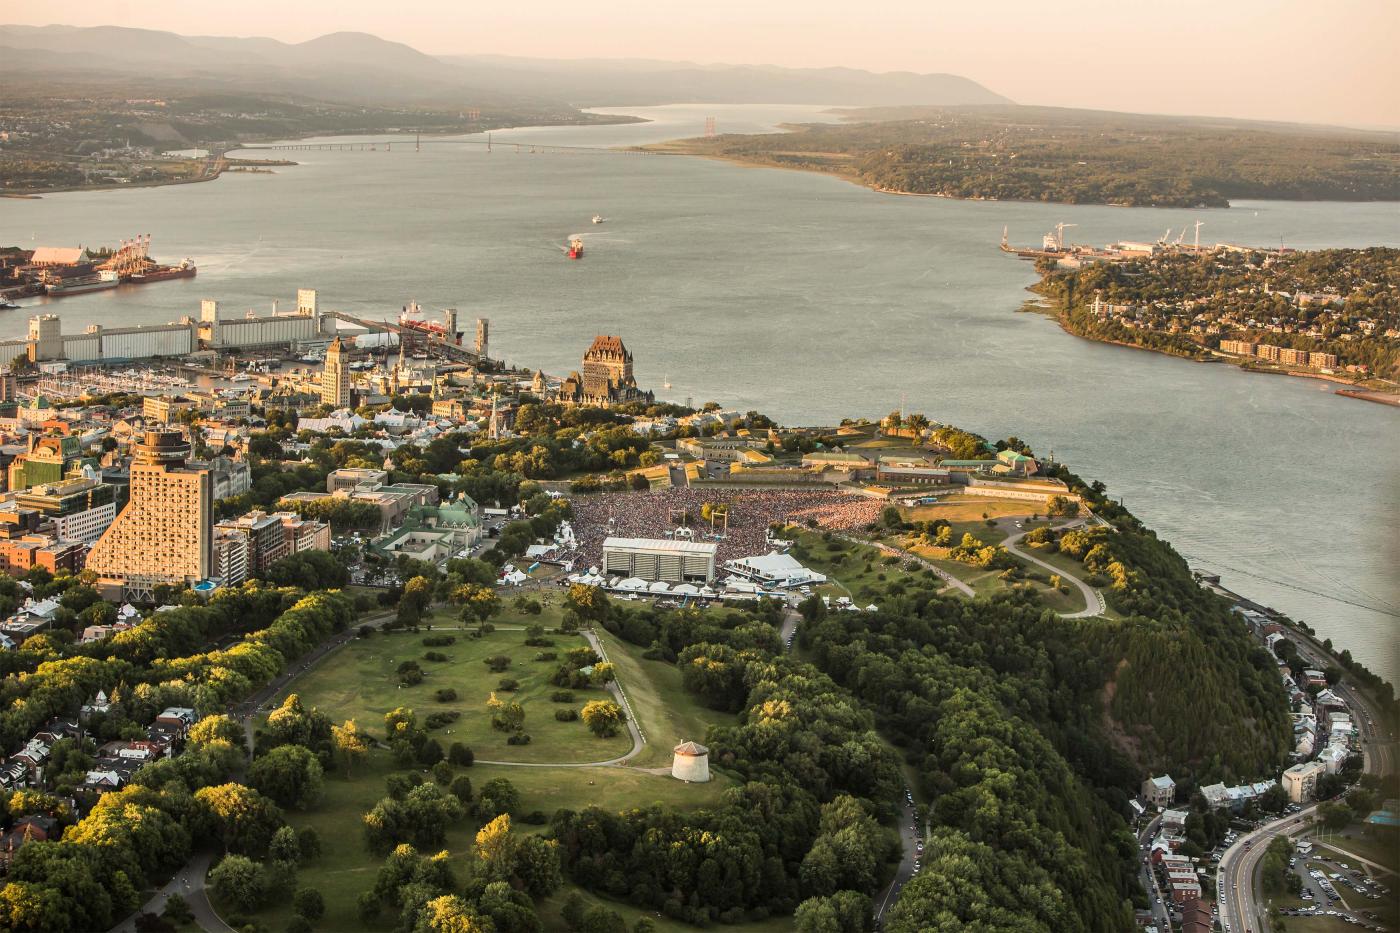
[85,431,212,600]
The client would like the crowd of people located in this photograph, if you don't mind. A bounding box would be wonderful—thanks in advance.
[565,486,884,569]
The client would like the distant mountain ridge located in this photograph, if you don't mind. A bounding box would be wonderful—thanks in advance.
[0,24,1010,109]
[436,54,1013,107]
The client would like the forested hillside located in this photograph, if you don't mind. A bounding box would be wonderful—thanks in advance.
[659,105,1400,208]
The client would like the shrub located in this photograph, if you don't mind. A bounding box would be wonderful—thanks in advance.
[424,651,449,662]
[550,690,575,703]
[425,711,461,730]
[432,760,453,784]
[554,708,579,722]
[534,651,558,662]
[449,742,474,766]
[497,678,520,691]
[484,655,511,672]
[357,625,374,638]
[505,732,532,746]
[519,810,548,825]
[434,687,458,702]
[422,635,456,647]
[397,660,423,685]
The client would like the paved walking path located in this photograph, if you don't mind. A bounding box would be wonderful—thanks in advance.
[997,520,1106,618]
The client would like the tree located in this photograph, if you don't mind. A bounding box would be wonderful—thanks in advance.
[1317,800,1351,831]
[417,895,492,933]
[487,693,525,734]
[397,575,435,628]
[332,720,370,777]
[580,699,625,738]
[247,745,325,810]
[208,855,267,912]
[564,584,609,627]
[269,825,302,865]
[161,893,194,926]
[475,814,517,876]
[292,888,325,922]
[194,784,285,857]
[453,583,501,628]
[385,707,418,740]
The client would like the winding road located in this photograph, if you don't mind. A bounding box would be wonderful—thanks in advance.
[1216,630,1397,933]
[997,519,1106,619]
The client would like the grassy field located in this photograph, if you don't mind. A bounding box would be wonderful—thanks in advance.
[900,496,1043,524]
[268,629,630,764]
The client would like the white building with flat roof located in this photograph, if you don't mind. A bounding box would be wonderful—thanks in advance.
[602,537,717,584]
[1282,760,1326,803]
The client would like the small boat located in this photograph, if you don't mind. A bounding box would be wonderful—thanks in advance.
[592,215,605,224]
[0,298,19,310]
[566,237,584,260]
[663,374,672,389]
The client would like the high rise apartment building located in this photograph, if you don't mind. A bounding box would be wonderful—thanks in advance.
[85,431,211,599]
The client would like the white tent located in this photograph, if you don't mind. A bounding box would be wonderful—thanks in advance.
[672,583,700,596]
[617,578,649,592]
[499,570,528,586]
[648,581,672,594]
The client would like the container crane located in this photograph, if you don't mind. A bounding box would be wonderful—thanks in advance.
[1055,222,1077,250]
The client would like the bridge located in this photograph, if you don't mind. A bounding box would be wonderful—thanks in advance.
[241,138,662,156]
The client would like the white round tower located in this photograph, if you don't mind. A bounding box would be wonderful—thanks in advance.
[671,740,710,783]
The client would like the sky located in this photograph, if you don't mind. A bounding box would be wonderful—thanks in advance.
[10,0,1400,128]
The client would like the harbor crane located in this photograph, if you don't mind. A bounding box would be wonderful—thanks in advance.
[1159,228,1172,245]
[1193,220,1205,250]
[1055,222,1077,250]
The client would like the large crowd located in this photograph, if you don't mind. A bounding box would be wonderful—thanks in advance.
[566,486,884,569]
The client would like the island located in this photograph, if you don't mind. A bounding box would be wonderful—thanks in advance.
[0,310,1391,933]
[650,105,1400,208]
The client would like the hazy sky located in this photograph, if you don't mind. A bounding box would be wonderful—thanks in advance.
[13,0,1400,127]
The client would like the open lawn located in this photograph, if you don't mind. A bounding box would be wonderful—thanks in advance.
[267,629,630,764]
[901,496,1044,524]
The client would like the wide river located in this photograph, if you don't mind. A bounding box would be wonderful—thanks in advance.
[3,104,1397,679]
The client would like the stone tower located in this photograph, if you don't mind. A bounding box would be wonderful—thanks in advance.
[671,741,710,783]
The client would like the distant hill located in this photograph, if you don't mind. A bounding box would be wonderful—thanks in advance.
[0,25,558,109]
[0,24,1009,110]
[436,54,1013,107]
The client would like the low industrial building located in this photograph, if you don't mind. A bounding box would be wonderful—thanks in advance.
[601,537,717,584]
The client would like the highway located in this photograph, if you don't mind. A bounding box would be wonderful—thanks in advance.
[1216,627,1396,933]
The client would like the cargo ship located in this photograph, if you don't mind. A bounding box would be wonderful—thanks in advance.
[130,258,197,283]
[44,267,120,296]
[566,237,584,260]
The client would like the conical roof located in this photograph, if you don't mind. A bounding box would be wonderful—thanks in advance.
[673,740,708,756]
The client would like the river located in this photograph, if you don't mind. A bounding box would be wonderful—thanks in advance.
[2,103,1397,679]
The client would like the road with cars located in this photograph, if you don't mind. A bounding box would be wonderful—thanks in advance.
[1216,627,1396,933]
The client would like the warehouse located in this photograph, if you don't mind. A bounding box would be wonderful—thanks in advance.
[601,537,717,584]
